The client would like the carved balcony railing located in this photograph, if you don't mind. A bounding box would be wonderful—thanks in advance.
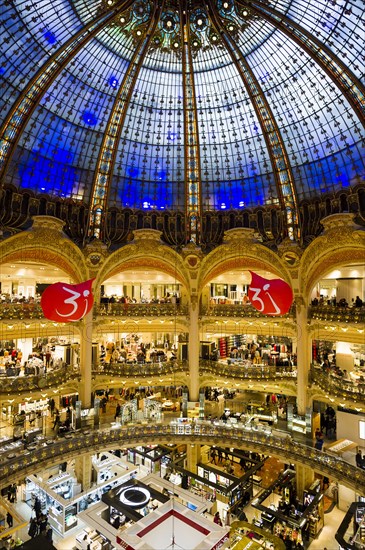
[91,359,296,381]
[92,360,188,378]
[95,303,189,318]
[201,303,295,319]
[199,360,296,380]
[0,358,296,395]
[0,302,44,320]
[308,305,365,324]
[0,421,364,493]
[310,365,365,400]
[0,364,80,394]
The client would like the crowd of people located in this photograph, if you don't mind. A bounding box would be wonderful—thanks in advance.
[0,293,41,305]
[27,496,53,542]
[311,295,364,308]
[100,340,176,365]
[100,291,181,306]
[0,344,62,378]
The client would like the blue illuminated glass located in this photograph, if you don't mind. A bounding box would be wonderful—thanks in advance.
[44,31,57,44]
[82,112,98,126]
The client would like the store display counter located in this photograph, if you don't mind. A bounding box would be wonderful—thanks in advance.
[252,470,324,548]
[326,438,357,455]
[336,502,365,549]
[76,528,110,550]
[26,467,137,535]
[230,521,286,549]
[232,535,261,549]
[143,473,210,514]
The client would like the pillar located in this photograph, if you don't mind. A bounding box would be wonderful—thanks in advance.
[295,463,314,500]
[200,285,210,312]
[185,444,201,474]
[75,454,92,491]
[79,310,93,407]
[295,301,310,416]
[188,297,200,402]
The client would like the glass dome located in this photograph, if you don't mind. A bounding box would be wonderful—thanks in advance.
[0,0,364,242]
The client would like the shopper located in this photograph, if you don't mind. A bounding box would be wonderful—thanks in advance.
[33,496,42,520]
[210,449,217,465]
[356,449,362,468]
[38,513,48,534]
[28,518,38,538]
[52,409,60,430]
[6,512,13,528]
[314,431,324,451]
[45,524,53,542]
[213,512,222,526]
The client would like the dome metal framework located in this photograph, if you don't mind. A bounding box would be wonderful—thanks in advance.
[0,0,364,247]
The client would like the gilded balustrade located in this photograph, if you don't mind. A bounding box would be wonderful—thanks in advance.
[308,305,365,324]
[0,421,363,493]
[199,359,295,380]
[0,302,190,320]
[201,303,295,318]
[92,359,295,381]
[92,360,188,378]
[310,365,365,400]
[0,364,80,394]
[95,303,189,317]
[0,302,44,320]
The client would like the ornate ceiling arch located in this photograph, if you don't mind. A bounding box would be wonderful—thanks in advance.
[199,228,293,291]
[0,217,89,282]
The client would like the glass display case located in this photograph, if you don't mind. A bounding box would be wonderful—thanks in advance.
[25,466,137,535]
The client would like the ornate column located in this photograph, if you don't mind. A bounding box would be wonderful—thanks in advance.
[295,464,314,500]
[295,297,310,415]
[186,444,201,475]
[79,310,93,408]
[188,296,200,402]
[75,454,93,491]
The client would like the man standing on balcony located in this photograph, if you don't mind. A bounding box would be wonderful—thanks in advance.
[356,449,362,468]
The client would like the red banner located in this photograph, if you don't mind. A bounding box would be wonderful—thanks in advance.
[248,271,293,316]
[41,279,94,322]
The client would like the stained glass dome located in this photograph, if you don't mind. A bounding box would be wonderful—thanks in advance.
[0,0,364,244]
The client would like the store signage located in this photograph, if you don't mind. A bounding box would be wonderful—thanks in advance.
[40,279,94,322]
[248,271,293,315]
[116,536,134,550]
[211,533,229,550]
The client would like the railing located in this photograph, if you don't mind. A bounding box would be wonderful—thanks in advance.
[201,303,295,319]
[199,360,296,380]
[0,302,189,320]
[308,305,365,324]
[0,302,44,320]
[0,364,80,393]
[92,360,295,381]
[0,421,364,493]
[2,361,364,398]
[95,303,189,317]
[310,365,365,400]
[92,360,188,378]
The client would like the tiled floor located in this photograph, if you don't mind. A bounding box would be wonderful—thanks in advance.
[307,506,345,550]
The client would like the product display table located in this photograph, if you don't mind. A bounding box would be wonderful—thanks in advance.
[326,438,357,455]
[232,535,262,549]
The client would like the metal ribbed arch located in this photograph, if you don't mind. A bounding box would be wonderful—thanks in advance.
[0,0,135,183]
[206,0,300,241]
[180,1,203,245]
[237,0,365,128]
[88,0,166,240]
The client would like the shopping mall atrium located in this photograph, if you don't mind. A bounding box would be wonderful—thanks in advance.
[0,0,365,548]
